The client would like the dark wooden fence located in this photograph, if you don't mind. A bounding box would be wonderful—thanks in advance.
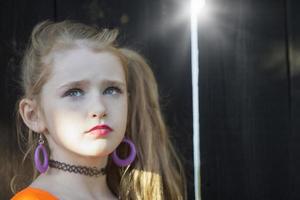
[200,0,300,199]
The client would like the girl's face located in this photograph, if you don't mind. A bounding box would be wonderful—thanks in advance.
[40,48,128,163]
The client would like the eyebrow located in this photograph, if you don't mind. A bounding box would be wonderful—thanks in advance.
[58,79,126,90]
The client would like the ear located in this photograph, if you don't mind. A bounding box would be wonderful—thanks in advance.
[19,98,46,133]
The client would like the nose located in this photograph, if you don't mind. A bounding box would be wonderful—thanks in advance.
[88,94,107,119]
[91,112,106,119]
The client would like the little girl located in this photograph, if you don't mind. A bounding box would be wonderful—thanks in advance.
[11,20,186,199]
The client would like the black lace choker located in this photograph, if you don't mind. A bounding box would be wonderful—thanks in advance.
[49,159,106,177]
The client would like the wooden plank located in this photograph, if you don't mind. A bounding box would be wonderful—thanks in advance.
[199,0,290,199]
[287,0,300,199]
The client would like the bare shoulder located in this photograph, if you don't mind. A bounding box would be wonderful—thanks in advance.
[30,174,56,190]
[30,175,118,200]
[29,175,66,198]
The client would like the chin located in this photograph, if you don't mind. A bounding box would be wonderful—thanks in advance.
[80,148,113,157]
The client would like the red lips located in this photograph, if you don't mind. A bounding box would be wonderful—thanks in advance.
[87,124,113,137]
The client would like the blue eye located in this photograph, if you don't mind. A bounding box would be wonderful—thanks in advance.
[103,87,122,95]
[64,88,84,97]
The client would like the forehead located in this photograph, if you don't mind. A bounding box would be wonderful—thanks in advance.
[48,48,126,85]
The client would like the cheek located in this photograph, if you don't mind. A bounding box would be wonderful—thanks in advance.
[56,110,83,130]
[117,98,128,121]
[45,107,85,137]
[108,98,128,128]
[122,100,128,127]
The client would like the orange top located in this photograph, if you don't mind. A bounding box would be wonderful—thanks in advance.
[11,187,59,200]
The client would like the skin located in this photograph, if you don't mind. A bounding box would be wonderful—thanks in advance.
[19,47,128,199]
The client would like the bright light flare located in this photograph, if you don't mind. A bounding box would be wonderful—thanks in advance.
[191,0,207,17]
[190,0,204,200]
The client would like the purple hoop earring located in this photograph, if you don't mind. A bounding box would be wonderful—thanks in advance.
[112,138,136,167]
[34,134,49,173]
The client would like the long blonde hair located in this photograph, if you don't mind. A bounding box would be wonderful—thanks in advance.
[11,20,186,200]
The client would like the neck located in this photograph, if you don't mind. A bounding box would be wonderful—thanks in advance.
[47,166,109,194]
[35,156,116,199]
[48,159,106,177]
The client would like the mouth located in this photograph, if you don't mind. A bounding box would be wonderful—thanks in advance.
[86,124,113,137]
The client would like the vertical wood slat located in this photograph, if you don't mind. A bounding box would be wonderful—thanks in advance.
[287,0,300,199]
[199,0,290,199]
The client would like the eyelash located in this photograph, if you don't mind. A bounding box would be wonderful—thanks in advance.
[64,88,84,97]
[63,87,122,98]
[103,86,123,95]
